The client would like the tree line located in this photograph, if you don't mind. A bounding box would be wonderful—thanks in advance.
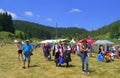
[0,12,15,33]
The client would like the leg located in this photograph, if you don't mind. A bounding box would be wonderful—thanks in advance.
[66,62,69,67]
[56,62,58,66]
[85,55,89,72]
[18,53,20,61]
[81,53,85,72]
[23,55,26,69]
[21,53,23,61]
[28,55,31,67]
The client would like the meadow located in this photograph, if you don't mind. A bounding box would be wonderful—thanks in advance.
[0,44,120,78]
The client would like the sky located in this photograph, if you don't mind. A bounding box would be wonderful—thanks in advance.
[0,0,120,30]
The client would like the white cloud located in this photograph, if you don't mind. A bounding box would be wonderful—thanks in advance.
[7,12,17,19]
[25,11,33,16]
[70,8,81,13]
[0,9,5,13]
[0,8,17,19]
[46,18,52,21]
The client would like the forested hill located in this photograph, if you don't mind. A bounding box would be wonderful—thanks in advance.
[13,20,120,40]
[13,20,89,39]
[90,20,120,39]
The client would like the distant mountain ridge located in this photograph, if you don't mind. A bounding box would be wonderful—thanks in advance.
[13,20,120,39]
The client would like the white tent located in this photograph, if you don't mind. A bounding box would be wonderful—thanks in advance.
[93,40,115,52]
[39,39,68,44]
[93,40,115,45]
[14,39,18,43]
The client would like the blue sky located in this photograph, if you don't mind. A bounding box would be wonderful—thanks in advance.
[0,0,120,30]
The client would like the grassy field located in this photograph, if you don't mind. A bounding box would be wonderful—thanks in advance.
[0,44,120,78]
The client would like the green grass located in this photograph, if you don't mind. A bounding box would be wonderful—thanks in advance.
[0,31,14,38]
[0,44,120,78]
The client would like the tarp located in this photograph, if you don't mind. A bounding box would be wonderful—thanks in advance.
[93,40,115,45]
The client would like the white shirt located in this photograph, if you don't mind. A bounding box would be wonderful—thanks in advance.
[17,44,22,50]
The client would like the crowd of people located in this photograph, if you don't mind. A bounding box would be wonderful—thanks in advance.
[16,39,120,74]
[42,39,92,74]
[97,45,120,62]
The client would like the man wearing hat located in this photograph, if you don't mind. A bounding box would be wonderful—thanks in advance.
[22,40,33,69]
[80,39,89,74]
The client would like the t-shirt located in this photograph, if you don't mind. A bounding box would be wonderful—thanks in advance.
[17,44,22,50]
[23,44,33,56]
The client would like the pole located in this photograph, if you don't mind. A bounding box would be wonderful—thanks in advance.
[56,22,58,43]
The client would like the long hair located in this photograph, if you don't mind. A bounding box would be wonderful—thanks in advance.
[98,45,104,54]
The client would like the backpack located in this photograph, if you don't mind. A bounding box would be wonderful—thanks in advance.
[97,54,103,62]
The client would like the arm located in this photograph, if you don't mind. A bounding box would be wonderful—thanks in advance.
[80,45,88,52]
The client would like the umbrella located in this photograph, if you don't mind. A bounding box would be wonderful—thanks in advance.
[76,38,96,44]
[85,38,96,44]
[76,40,82,43]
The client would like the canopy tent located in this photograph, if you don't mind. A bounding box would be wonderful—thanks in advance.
[93,40,115,52]
[50,41,56,44]
[14,40,18,43]
[39,39,68,44]
[76,38,96,44]
[85,38,96,44]
[93,40,115,45]
[69,39,76,44]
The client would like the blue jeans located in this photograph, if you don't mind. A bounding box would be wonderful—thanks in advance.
[80,53,89,72]
[23,54,30,62]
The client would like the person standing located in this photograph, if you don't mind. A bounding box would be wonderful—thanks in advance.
[17,41,23,61]
[43,42,51,60]
[54,45,60,66]
[80,39,89,74]
[22,40,33,69]
[64,45,72,67]
[52,44,56,56]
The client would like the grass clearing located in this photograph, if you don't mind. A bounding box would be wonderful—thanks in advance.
[0,44,120,78]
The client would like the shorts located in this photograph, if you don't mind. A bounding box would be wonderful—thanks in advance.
[23,55,30,62]
[18,50,22,54]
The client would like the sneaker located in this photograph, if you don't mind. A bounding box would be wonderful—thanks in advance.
[22,66,25,69]
[86,72,90,74]
[82,71,85,73]
[28,66,30,68]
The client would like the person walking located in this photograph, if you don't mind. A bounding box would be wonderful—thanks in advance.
[22,40,33,69]
[43,42,51,60]
[17,41,23,61]
[80,39,89,74]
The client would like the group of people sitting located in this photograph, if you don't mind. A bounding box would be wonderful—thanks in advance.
[98,45,120,62]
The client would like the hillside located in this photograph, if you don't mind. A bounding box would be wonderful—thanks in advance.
[0,31,14,43]
[13,20,120,40]
[90,20,120,39]
[13,20,89,39]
